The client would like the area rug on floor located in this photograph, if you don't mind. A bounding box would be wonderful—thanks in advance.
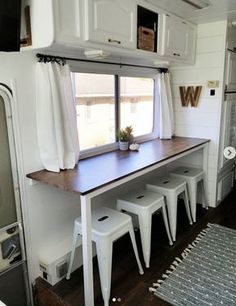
[149,223,236,306]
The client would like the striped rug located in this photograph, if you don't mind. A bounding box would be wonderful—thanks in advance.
[150,224,236,306]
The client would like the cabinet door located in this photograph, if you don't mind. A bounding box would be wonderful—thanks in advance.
[54,0,82,44]
[219,95,236,168]
[162,14,193,60]
[226,51,236,91]
[85,0,136,49]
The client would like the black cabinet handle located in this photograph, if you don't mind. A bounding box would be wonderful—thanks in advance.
[108,38,121,44]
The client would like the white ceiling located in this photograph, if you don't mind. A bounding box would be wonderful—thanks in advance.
[148,0,236,24]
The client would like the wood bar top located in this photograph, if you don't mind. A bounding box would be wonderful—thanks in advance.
[27,137,210,195]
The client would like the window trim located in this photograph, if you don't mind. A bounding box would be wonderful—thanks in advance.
[70,61,158,159]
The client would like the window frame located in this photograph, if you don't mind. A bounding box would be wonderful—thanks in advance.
[69,61,158,159]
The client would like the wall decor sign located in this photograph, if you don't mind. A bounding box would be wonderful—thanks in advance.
[179,86,202,107]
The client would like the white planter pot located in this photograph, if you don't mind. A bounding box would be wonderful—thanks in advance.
[119,141,129,151]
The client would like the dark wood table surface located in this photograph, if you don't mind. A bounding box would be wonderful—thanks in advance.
[27,137,210,195]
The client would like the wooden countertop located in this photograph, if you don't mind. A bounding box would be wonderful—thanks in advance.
[27,137,210,195]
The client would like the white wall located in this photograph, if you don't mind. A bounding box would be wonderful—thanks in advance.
[0,51,81,283]
[170,20,228,207]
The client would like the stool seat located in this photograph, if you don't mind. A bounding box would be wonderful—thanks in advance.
[66,207,144,306]
[76,206,131,237]
[170,166,204,178]
[117,189,173,268]
[146,176,193,242]
[148,176,187,191]
[118,189,164,210]
[170,166,208,222]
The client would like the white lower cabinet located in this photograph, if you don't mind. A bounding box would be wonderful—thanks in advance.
[217,168,235,203]
[84,0,136,49]
[225,51,236,91]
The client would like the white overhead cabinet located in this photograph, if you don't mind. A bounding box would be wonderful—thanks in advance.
[28,0,196,64]
[161,14,195,62]
[84,0,136,49]
[53,0,82,45]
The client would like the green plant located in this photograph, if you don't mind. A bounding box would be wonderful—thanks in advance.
[117,129,129,142]
[125,125,133,136]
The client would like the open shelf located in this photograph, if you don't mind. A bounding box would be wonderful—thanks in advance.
[137,5,158,53]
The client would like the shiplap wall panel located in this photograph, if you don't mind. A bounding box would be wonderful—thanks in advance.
[170,20,227,207]
[171,67,223,84]
[197,21,226,37]
[197,36,225,53]
[175,111,219,127]
[174,97,221,113]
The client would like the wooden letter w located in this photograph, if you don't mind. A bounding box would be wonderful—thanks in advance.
[179,86,202,107]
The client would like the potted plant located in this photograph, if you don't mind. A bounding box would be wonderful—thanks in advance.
[117,128,129,150]
[125,125,134,144]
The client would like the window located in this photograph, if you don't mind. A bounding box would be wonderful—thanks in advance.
[74,73,115,150]
[71,66,156,156]
[120,77,154,136]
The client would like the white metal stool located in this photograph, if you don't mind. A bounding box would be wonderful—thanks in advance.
[170,166,208,223]
[66,207,144,306]
[146,176,193,242]
[117,189,173,269]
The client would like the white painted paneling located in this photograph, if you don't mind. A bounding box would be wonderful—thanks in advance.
[197,21,227,38]
[195,52,224,68]
[171,21,227,207]
[174,125,219,142]
[173,98,221,113]
[171,67,223,84]
[175,111,219,127]
[197,36,225,54]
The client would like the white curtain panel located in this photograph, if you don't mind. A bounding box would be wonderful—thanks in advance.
[155,72,175,139]
[36,62,80,172]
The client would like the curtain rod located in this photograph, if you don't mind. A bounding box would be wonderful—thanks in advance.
[36,53,169,72]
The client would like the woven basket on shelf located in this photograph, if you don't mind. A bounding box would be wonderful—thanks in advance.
[138,26,155,52]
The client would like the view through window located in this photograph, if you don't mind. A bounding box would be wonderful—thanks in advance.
[73,72,154,151]
[120,76,154,136]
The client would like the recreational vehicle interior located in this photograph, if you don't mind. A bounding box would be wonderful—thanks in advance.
[0,0,236,306]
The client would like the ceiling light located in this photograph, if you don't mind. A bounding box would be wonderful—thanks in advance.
[182,0,211,10]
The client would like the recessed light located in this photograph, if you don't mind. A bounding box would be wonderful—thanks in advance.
[182,0,211,10]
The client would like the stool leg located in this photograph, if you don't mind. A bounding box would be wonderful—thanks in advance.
[183,187,193,225]
[161,203,173,246]
[128,223,144,275]
[138,212,152,268]
[96,239,113,306]
[66,225,79,280]
[188,183,197,223]
[165,193,178,242]
[201,178,208,209]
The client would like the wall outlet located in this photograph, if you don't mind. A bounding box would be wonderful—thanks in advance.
[210,89,216,96]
